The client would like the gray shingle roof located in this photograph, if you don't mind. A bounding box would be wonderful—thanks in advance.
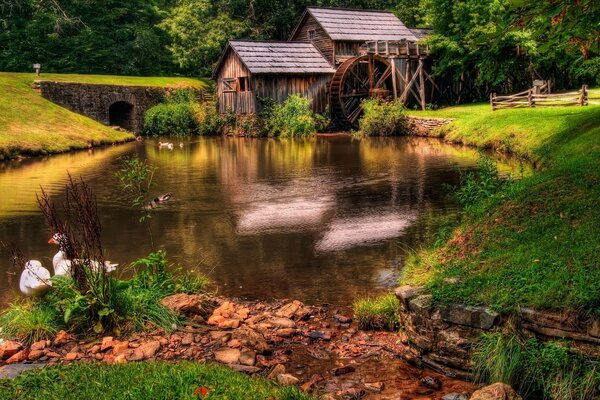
[229,41,335,74]
[305,7,418,42]
[410,28,433,40]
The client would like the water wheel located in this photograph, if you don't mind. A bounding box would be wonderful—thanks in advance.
[330,55,393,127]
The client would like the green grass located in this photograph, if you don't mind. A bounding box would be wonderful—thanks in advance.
[0,361,314,400]
[0,301,60,345]
[473,332,599,400]
[400,103,600,315]
[353,293,400,331]
[0,73,208,159]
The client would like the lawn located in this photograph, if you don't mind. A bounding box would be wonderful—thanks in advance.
[401,103,600,315]
[0,361,313,400]
[0,73,207,159]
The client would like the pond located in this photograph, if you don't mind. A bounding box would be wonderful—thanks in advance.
[0,136,520,305]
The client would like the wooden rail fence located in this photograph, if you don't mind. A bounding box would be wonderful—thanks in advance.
[490,84,595,110]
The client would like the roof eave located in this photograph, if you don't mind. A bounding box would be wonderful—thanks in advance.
[211,41,252,80]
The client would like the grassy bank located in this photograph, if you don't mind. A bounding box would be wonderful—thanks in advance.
[0,73,206,159]
[0,361,312,400]
[401,103,600,315]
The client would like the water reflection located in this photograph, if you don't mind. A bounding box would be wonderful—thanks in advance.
[0,136,519,305]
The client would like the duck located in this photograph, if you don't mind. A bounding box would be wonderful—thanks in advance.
[158,141,174,150]
[179,142,184,148]
[145,193,172,210]
[48,233,118,275]
[19,260,52,296]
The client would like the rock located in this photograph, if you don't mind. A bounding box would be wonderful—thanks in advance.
[114,354,128,364]
[470,383,522,400]
[0,364,44,379]
[0,341,22,360]
[440,304,499,330]
[364,382,384,393]
[300,374,324,392]
[277,373,299,386]
[45,351,60,358]
[333,314,352,324]
[276,328,296,338]
[113,341,129,355]
[54,330,73,346]
[89,345,100,354]
[129,340,161,361]
[218,319,241,329]
[230,365,261,374]
[30,340,46,351]
[214,348,241,364]
[332,365,355,376]
[408,295,433,316]
[100,337,115,352]
[207,315,226,326]
[231,328,270,353]
[268,364,286,379]
[64,352,78,361]
[307,331,332,341]
[395,286,425,308]
[267,318,296,329]
[6,351,26,364]
[340,387,366,399]
[420,376,442,390]
[181,333,194,346]
[275,301,303,319]
[160,293,203,314]
[442,393,469,400]
[239,348,256,366]
[28,350,44,361]
[589,320,600,338]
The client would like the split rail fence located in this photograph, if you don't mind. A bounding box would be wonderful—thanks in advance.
[490,84,598,110]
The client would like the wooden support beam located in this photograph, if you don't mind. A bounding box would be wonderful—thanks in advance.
[418,58,426,110]
[391,59,398,100]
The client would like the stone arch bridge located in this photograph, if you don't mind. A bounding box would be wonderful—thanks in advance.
[39,81,169,134]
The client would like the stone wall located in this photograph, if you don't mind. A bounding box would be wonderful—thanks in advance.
[395,285,600,379]
[406,116,453,136]
[40,82,167,134]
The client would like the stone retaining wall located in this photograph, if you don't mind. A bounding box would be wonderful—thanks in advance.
[39,81,167,134]
[406,116,453,135]
[395,285,600,379]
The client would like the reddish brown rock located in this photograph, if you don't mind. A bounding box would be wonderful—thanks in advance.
[114,354,128,364]
[181,333,194,346]
[6,350,26,364]
[227,339,242,348]
[129,340,161,361]
[470,383,522,400]
[100,337,115,352]
[231,328,270,353]
[89,345,101,354]
[30,340,46,351]
[218,319,240,329]
[113,341,129,356]
[0,341,22,360]
[276,328,296,338]
[45,351,60,358]
[28,350,44,361]
[276,373,299,386]
[268,318,295,329]
[64,352,78,361]
[275,301,303,319]
[239,348,256,366]
[54,330,73,346]
[268,364,286,379]
[160,293,203,314]
[214,348,241,364]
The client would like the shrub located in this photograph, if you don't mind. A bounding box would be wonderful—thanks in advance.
[265,94,328,137]
[144,103,197,137]
[353,293,400,331]
[473,332,600,400]
[451,155,510,208]
[192,102,224,135]
[0,301,60,345]
[357,99,407,136]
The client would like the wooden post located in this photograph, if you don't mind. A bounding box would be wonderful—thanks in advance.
[490,93,495,111]
[391,59,398,100]
[528,89,534,108]
[418,58,426,110]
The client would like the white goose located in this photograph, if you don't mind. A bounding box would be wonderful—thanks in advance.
[19,260,52,296]
[158,141,174,150]
[48,234,118,276]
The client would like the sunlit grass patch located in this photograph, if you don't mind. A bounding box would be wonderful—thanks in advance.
[353,293,399,331]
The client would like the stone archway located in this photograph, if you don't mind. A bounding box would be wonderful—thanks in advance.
[108,101,134,131]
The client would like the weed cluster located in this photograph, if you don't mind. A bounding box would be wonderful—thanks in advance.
[262,94,329,137]
[357,99,407,137]
[352,293,399,331]
[450,155,511,208]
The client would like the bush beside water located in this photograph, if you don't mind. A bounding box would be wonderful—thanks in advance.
[357,99,407,136]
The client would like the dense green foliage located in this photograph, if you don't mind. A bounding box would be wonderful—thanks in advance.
[473,332,599,400]
[401,103,600,315]
[450,155,511,208]
[353,293,399,330]
[0,361,315,400]
[357,99,407,136]
[263,94,328,137]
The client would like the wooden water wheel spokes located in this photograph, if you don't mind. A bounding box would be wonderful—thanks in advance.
[330,55,393,126]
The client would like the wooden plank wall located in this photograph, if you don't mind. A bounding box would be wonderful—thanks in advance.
[254,74,331,114]
[291,15,335,65]
[216,49,256,114]
[334,42,362,63]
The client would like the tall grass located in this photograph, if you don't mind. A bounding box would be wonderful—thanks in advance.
[353,293,400,331]
[473,332,600,400]
[0,301,60,345]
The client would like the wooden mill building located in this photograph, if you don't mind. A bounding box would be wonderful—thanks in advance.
[213,7,434,126]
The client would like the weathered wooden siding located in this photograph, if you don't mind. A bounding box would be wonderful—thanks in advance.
[216,49,256,114]
[254,74,331,114]
[334,41,363,64]
[291,14,334,65]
